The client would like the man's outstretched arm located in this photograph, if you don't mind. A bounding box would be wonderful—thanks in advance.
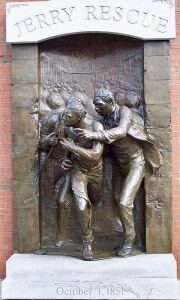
[61,122,104,162]
[75,106,132,143]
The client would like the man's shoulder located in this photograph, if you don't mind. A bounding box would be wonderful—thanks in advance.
[119,105,132,116]
[93,120,103,131]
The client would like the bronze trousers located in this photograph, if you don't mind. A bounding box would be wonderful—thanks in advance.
[114,153,145,243]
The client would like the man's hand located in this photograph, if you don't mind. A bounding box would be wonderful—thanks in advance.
[74,128,97,140]
[60,138,76,152]
[46,136,58,146]
[55,123,65,139]
[61,158,73,170]
[40,133,58,147]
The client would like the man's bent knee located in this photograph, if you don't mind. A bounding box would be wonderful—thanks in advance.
[59,194,72,209]
[119,201,134,209]
[74,196,88,211]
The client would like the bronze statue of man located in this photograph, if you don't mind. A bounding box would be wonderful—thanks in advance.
[38,94,71,249]
[56,99,104,260]
[76,88,162,257]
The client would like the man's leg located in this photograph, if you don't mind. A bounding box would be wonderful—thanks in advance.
[72,170,94,260]
[55,174,72,247]
[88,170,103,206]
[118,163,145,256]
[40,159,59,247]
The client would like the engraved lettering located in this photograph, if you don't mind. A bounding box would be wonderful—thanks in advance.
[56,287,63,296]
[35,14,50,28]
[113,7,124,21]
[78,288,84,295]
[127,9,140,24]
[56,286,93,296]
[64,288,70,296]
[157,17,168,33]
[61,7,75,22]
[85,6,99,20]
[100,6,111,20]
[22,18,36,32]
[49,10,64,24]
[143,12,156,28]
[14,22,22,37]
[72,288,78,296]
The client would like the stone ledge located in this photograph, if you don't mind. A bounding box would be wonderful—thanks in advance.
[2,254,180,299]
[2,278,180,300]
[5,254,178,280]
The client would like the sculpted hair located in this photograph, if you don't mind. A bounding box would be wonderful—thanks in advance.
[94,88,115,104]
[125,91,141,109]
[66,98,86,118]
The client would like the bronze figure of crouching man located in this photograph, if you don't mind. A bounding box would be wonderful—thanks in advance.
[56,99,104,260]
[76,88,162,257]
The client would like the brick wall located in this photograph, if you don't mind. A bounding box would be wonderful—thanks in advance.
[0,0,180,279]
[171,0,180,279]
[0,0,13,279]
[0,0,40,279]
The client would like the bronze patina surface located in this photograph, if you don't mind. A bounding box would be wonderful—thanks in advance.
[38,35,145,259]
[12,36,171,258]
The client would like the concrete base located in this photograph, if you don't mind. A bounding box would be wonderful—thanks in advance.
[2,254,180,299]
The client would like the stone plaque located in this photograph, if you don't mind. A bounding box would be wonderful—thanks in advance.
[6,0,176,43]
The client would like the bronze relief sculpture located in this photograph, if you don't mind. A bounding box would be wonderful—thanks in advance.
[36,35,162,260]
[75,88,162,258]
[56,100,104,260]
[38,88,162,260]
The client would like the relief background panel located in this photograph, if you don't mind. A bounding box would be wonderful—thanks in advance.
[144,41,172,253]
[12,45,40,252]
